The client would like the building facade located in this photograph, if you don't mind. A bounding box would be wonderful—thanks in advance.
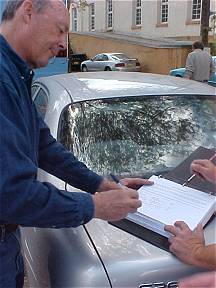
[69,0,216,39]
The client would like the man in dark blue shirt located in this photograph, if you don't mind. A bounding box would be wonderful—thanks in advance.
[0,0,152,287]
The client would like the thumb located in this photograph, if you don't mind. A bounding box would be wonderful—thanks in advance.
[194,224,204,240]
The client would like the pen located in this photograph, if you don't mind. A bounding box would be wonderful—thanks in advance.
[110,173,125,188]
[182,152,216,187]
[182,174,196,186]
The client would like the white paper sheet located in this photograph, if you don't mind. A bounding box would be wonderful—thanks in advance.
[136,175,215,233]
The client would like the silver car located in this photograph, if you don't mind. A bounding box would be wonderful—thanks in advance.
[80,53,141,72]
[22,72,216,288]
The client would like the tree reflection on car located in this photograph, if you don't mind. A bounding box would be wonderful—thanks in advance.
[58,96,215,178]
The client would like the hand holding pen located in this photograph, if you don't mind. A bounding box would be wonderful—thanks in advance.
[93,174,153,221]
[93,175,141,221]
[183,153,216,186]
[110,173,125,188]
[110,173,154,190]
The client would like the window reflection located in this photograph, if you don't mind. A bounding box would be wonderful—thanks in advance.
[58,95,216,177]
[34,88,48,119]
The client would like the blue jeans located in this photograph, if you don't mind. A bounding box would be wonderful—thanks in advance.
[0,229,24,288]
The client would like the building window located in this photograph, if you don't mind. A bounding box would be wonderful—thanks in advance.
[89,3,95,31]
[72,8,78,31]
[107,0,113,29]
[192,0,201,20]
[135,0,142,26]
[161,0,168,23]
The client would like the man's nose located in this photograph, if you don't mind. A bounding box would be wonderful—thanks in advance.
[59,35,67,51]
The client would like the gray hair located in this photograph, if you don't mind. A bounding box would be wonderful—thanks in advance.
[1,0,51,22]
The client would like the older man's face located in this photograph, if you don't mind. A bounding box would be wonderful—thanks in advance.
[26,0,69,68]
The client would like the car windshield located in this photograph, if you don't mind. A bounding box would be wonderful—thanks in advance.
[111,53,129,60]
[58,95,216,178]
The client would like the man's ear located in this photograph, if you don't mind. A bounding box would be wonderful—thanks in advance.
[22,0,34,24]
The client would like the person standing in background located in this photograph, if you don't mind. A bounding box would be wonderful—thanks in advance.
[184,41,215,83]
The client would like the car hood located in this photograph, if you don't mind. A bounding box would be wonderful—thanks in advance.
[85,217,215,287]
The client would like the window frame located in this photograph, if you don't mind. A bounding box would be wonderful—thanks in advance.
[135,0,142,26]
[191,0,201,20]
[160,0,168,23]
[89,3,95,31]
[106,0,113,30]
[72,7,78,32]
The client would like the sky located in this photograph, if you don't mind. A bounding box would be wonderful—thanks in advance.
[0,0,4,21]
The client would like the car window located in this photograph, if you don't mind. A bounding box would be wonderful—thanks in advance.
[34,88,48,119]
[58,95,216,178]
[92,54,103,61]
[102,54,109,61]
[112,53,129,60]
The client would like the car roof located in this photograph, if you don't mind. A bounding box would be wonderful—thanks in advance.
[97,52,125,56]
[36,72,215,103]
[108,52,126,55]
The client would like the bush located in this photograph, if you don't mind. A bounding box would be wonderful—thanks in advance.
[210,40,216,55]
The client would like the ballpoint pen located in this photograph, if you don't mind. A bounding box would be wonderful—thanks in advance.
[110,173,125,188]
[182,152,216,187]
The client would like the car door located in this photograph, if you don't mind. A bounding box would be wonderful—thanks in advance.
[100,54,110,70]
[90,54,104,71]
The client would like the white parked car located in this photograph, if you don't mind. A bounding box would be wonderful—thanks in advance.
[22,72,216,288]
[80,53,141,72]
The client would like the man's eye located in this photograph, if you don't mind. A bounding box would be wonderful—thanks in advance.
[59,27,64,34]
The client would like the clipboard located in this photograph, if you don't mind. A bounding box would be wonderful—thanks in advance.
[164,146,216,195]
[109,146,216,251]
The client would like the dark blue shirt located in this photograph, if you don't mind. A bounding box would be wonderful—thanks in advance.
[0,35,103,228]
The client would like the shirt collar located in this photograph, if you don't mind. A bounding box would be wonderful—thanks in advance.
[0,34,34,81]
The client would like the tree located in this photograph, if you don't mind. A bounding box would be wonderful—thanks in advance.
[200,0,210,46]
[67,0,88,10]
[210,14,216,40]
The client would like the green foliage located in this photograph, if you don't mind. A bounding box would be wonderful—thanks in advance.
[67,0,88,10]
[210,40,216,56]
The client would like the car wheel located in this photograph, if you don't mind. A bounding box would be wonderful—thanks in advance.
[104,67,112,71]
[82,65,88,72]
[176,75,182,78]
